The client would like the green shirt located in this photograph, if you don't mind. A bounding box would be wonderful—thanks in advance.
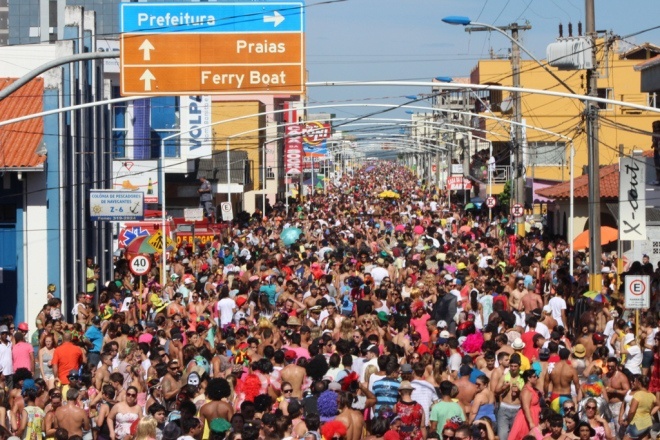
[430,400,465,436]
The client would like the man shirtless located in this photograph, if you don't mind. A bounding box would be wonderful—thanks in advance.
[162,360,183,407]
[490,352,510,394]
[335,386,376,440]
[199,378,234,435]
[521,290,544,314]
[544,348,581,414]
[279,359,308,399]
[55,388,90,438]
[95,353,114,391]
[604,357,630,435]
[509,279,528,312]
[303,286,322,310]
[455,366,478,416]
[575,325,597,361]
[496,353,523,440]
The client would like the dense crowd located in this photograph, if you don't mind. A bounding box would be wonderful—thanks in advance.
[1,162,658,440]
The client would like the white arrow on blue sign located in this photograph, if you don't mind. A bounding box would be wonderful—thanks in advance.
[121,2,305,34]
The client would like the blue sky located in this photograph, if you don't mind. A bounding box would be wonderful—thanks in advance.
[304,0,660,117]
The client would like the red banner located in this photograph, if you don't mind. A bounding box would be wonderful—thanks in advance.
[284,102,303,175]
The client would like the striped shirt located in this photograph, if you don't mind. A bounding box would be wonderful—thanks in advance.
[372,377,400,416]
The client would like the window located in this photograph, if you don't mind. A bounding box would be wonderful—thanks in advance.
[150,97,179,158]
[528,141,566,166]
[597,88,613,110]
[112,98,128,159]
[266,166,275,179]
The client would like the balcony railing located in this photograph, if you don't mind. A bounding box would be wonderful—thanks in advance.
[468,165,510,184]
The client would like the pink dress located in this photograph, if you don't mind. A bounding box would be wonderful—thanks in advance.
[508,384,541,440]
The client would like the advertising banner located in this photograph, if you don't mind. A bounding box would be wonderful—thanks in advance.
[180,95,212,159]
[619,156,646,241]
[113,160,159,203]
[284,102,303,174]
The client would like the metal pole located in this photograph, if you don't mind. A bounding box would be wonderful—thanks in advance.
[512,24,526,237]
[226,139,231,212]
[160,139,166,286]
[586,0,602,290]
[569,142,575,277]
[262,141,266,214]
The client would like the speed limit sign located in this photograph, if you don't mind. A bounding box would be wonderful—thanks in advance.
[129,254,151,276]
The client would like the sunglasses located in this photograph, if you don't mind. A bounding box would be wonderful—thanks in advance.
[127,393,137,397]
[283,389,293,393]
[586,405,597,410]
[563,406,575,411]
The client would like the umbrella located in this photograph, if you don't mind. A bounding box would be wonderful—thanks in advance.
[280,227,303,246]
[378,190,400,199]
[464,203,477,210]
[470,197,485,208]
[583,290,609,303]
[572,226,618,250]
[126,235,158,254]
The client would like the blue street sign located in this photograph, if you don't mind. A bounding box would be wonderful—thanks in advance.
[121,2,305,34]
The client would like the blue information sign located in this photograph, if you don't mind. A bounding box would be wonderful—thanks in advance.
[121,2,304,34]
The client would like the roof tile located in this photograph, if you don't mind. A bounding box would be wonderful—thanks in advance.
[0,77,45,169]
[535,162,619,199]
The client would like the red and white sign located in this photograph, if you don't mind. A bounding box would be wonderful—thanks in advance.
[432,163,438,173]
[446,176,472,190]
[129,254,151,276]
[302,122,331,145]
[486,196,497,208]
[625,275,650,309]
[511,203,524,218]
[284,102,303,175]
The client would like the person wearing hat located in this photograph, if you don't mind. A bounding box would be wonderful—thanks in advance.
[623,333,643,375]
[511,338,531,372]
[392,380,426,439]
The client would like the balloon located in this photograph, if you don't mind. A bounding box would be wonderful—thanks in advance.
[280,227,303,246]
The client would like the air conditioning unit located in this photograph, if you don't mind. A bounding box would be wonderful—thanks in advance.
[546,37,594,70]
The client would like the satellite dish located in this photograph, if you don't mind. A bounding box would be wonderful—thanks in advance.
[500,96,513,114]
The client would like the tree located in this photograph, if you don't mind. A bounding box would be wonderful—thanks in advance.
[499,180,512,209]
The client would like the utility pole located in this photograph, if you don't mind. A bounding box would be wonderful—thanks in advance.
[585,0,602,290]
[467,22,530,235]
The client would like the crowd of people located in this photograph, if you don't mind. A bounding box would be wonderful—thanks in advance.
[1,162,659,440]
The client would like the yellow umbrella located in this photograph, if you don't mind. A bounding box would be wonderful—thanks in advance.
[378,190,400,199]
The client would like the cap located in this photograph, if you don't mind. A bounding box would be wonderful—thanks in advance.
[236,296,247,307]
[542,305,552,313]
[624,333,636,345]
[17,323,29,332]
[0,325,8,334]
[439,330,450,338]
[145,321,157,329]
[437,337,448,345]
[184,278,194,285]
[437,320,448,328]
[377,311,389,322]
[162,423,182,440]
[285,350,297,362]
[398,380,414,391]
[539,348,550,361]
[328,381,342,391]
[400,364,413,374]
